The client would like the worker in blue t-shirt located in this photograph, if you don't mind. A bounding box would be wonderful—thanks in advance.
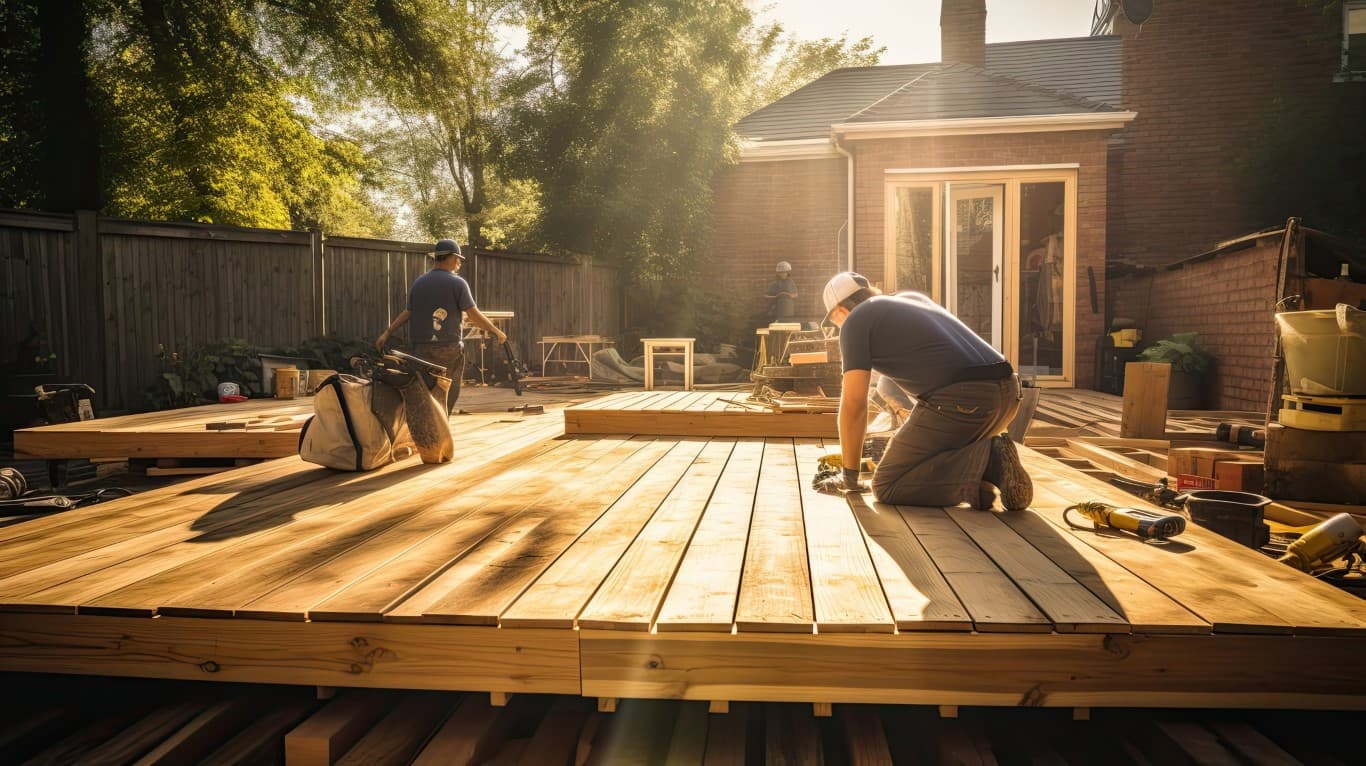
[375,239,507,413]
[765,261,798,322]
[817,271,1033,511]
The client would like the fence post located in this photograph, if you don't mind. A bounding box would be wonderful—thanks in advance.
[72,210,108,406]
[311,229,325,336]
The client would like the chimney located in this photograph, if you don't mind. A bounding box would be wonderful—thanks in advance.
[941,0,986,67]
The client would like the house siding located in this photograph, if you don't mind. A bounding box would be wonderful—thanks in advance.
[1108,0,1345,268]
[851,131,1112,389]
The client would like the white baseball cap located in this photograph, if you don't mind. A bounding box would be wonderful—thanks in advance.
[822,271,871,325]
[775,261,792,274]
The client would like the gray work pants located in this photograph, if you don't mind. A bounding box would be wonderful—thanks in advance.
[872,375,1022,507]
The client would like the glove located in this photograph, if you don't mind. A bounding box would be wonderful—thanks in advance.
[815,468,868,495]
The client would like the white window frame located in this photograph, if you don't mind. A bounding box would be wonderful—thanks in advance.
[883,167,1079,386]
[1339,2,1366,81]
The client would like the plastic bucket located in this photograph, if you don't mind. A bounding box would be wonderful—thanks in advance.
[1274,305,1366,396]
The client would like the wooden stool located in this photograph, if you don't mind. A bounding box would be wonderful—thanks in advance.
[643,338,695,391]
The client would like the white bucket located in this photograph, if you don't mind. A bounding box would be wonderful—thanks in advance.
[1275,304,1366,396]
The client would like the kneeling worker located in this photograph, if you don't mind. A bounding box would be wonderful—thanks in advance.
[820,272,1032,510]
[375,238,507,413]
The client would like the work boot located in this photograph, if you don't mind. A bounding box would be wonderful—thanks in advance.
[985,434,1033,511]
[971,480,996,511]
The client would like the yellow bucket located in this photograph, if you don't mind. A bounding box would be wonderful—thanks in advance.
[1275,305,1366,396]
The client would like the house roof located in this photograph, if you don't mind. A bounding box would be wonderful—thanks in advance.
[736,36,1123,142]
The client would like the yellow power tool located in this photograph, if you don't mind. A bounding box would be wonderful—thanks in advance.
[816,452,877,474]
[1278,513,1364,572]
[1064,501,1187,541]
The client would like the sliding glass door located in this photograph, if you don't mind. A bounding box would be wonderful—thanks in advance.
[885,169,1077,384]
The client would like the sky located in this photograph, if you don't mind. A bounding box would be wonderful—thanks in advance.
[751,0,1101,65]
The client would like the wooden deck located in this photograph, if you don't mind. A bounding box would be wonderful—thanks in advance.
[1032,388,1264,439]
[13,387,578,460]
[564,390,837,437]
[2,412,1365,710]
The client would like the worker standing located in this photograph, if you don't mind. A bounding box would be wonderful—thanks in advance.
[818,272,1033,510]
[765,261,799,323]
[375,239,507,414]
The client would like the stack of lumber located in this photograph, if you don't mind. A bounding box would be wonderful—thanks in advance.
[751,329,842,396]
[1,679,1357,765]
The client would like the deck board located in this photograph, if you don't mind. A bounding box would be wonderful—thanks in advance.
[2,405,1366,709]
[564,391,836,437]
[733,440,815,633]
[576,439,731,630]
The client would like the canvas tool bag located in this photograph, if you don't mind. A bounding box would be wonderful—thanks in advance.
[299,373,413,471]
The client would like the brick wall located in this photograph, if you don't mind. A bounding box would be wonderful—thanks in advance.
[710,157,849,325]
[1108,236,1282,411]
[851,131,1112,388]
[1109,0,1344,267]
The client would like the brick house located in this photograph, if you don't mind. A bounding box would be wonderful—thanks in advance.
[713,0,1364,395]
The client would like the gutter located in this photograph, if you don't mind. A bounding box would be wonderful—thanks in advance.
[833,134,855,272]
[831,111,1137,139]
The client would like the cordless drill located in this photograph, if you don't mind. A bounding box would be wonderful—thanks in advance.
[1064,501,1187,541]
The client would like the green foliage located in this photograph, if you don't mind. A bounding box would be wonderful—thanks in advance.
[147,339,266,410]
[282,336,375,373]
[145,335,371,410]
[1137,333,1215,376]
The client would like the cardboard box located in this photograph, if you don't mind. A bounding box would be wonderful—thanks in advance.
[1168,447,1249,479]
[1215,460,1265,493]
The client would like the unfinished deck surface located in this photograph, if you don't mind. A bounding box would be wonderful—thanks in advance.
[2,412,1365,709]
[564,390,837,437]
[14,386,574,460]
[1034,388,1264,438]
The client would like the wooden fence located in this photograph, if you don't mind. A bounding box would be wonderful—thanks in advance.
[1,210,620,412]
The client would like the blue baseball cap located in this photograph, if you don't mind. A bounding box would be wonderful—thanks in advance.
[433,239,464,259]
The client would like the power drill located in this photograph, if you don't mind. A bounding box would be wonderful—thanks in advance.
[1064,501,1187,541]
[1278,513,1363,572]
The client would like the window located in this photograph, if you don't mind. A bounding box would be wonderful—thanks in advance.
[1345,3,1366,73]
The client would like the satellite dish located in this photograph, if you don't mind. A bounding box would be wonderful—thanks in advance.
[1121,0,1153,24]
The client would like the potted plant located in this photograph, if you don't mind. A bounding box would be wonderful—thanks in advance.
[1136,332,1215,409]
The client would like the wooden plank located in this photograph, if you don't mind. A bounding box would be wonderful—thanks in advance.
[576,439,734,630]
[132,697,259,766]
[395,437,684,624]
[586,700,675,765]
[409,695,514,766]
[792,440,894,633]
[334,694,453,766]
[702,704,748,766]
[285,692,390,766]
[1121,362,1171,439]
[1064,438,1167,484]
[995,508,1210,635]
[579,630,1366,709]
[1021,449,1366,635]
[199,697,317,766]
[307,438,621,622]
[28,417,560,614]
[1204,721,1300,766]
[734,440,814,633]
[842,493,971,631]
[944,507,1129,633]
[0,613,580,694]
[895,506,1052,632]
[841,706,894,765]
[70,702,206,766]
[1151,720,1242,766]
[764,704,823,765]
[653,440,763,632]
[663,702,709,766]
[231,437,591,620]
[29,423,564,617]
[520,699,591,765]
[502,436,759,628]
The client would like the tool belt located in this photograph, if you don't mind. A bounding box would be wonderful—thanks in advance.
[950,361,1013,385]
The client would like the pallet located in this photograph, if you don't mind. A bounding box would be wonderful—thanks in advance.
[1280,393,1366,431]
